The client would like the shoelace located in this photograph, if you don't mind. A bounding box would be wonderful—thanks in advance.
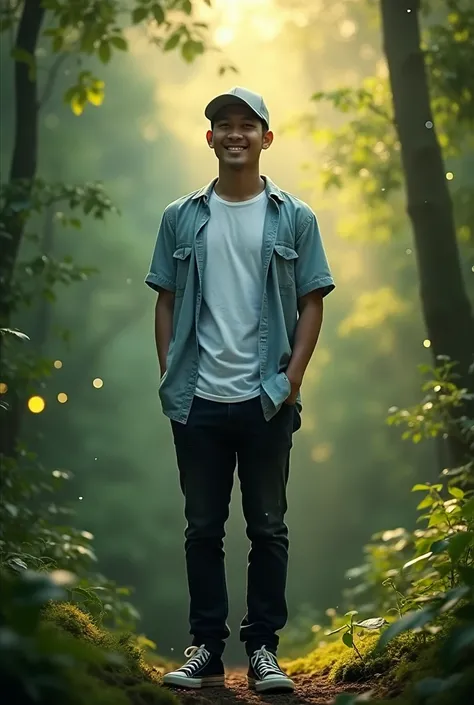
[181,644,209,671]
[251,645,285,678]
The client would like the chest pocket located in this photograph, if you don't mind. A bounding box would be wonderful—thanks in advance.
[173,246,192,297]
[273,244,298,292]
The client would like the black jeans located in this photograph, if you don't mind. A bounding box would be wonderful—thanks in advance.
[170,394,300,658]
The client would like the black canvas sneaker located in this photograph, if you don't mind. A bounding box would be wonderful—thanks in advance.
[162,644,225,689]
[248,645,295,693]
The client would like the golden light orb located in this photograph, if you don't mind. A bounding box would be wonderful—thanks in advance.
[28,396,46,413]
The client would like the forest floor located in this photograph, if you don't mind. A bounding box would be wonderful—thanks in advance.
[163,668,369,705]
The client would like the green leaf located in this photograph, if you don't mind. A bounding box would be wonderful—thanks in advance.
[132,6,148,23]
[152,4,165,23]
[183,0,192,14]
[414,483,443,492]
[0,328,30,341]
[430,538,450,554]
[99,42,111,64]
[345,610,359,617]
[181,39,204,62]
[403,551,433,570]
[110,36,128,51]
[9,557,28,571]
[461,497,474,519]
[355,618,387,630]
[417,494,435,509]
[164,32,181,51]
[447,532,474,563]
[428,510,448,528]
[448,486,464,499]
[342,631,354,648]
[376,609,436,651]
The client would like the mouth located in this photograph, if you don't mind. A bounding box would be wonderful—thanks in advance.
[225,146,248,153]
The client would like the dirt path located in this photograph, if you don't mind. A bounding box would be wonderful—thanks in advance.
[167,669,368,705]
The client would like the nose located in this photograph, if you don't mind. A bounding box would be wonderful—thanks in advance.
[227,129,243,140]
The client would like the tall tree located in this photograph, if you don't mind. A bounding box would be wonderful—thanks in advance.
[0,0,216,459]
[380,0,474,467]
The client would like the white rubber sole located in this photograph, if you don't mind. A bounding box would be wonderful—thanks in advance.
[248,676,295,693]
[163,672,225,689]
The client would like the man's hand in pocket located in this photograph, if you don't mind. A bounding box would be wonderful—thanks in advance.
[284,371,302,406]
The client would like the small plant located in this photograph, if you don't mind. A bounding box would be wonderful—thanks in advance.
[326,611,387,661]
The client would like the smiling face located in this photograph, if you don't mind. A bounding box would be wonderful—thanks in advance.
[206,104,273,170]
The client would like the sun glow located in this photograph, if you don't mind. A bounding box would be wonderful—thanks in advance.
[213,0,282,47]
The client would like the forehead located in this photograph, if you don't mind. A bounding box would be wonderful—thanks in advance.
[213,104,259,122]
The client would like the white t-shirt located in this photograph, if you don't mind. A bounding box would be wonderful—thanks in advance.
[195,188,267,403]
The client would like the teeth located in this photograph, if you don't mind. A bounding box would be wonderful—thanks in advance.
[227,147,245,151]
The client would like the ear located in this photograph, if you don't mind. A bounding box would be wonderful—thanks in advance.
[206,129,214,148]
[262,130,274,150]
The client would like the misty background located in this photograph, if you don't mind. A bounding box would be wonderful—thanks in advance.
[2,0,471,665]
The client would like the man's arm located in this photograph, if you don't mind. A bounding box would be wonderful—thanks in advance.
[155,289,175,377]
[285,291,323,404]
[284,209,335,404]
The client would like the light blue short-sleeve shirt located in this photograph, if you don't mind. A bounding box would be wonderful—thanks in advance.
[145,176,335,424]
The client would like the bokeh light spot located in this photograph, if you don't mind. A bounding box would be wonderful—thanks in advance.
[54,360,63,369]
[423,339,431,348]
[93,378,104,389]
[57,392,68,403]
[28,396,46,413]
[0,382,8,394]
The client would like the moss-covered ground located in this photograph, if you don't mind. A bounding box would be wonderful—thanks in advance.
[25,604,472,705]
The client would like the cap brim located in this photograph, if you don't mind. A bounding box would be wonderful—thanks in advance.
[205,94,266,124]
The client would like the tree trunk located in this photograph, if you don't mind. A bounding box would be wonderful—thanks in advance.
[2,0,45,307]
[0,0,45,460]
[380,0,474,469]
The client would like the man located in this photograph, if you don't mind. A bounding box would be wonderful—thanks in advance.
[145,87,335,694]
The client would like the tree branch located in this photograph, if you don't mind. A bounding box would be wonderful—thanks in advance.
[39,53,69,109]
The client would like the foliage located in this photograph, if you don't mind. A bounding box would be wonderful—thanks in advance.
[0,441,142,633]
[1,178,115,317]
[288,358,474,703]
[0,327,142,634]
[1,0,231,116]
[352,361,473,700]
[0,568,177,705]
[303,0,474,241]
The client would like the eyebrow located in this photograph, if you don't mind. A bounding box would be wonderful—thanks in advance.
[215,115,258,123]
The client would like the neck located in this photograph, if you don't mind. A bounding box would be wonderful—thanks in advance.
[214,166,265,202]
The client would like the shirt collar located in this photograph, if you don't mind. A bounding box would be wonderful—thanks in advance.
[191,175,285,203]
